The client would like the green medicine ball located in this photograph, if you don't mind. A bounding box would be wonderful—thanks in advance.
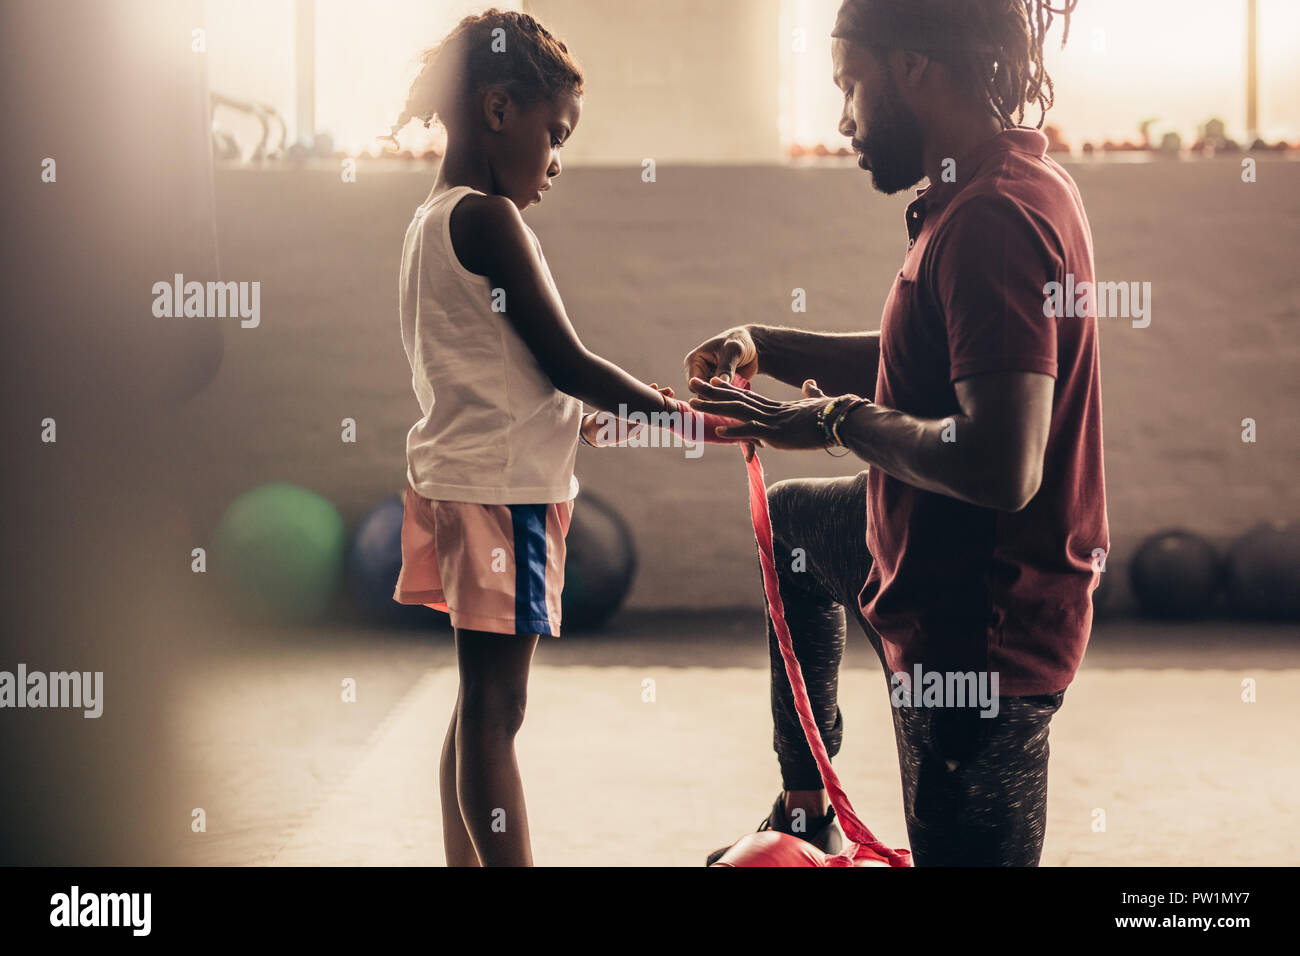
[211,482,346,623]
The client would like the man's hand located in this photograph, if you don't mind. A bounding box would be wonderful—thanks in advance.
[688,377,856,452]
[684,327,759,387]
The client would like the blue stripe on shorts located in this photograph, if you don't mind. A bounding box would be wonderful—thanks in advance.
[509,504,552,636]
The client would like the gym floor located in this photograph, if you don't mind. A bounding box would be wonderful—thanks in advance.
[163,612,1300,867]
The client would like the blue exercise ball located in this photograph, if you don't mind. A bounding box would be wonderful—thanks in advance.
[348,496,448,628]
[562,493,637,631]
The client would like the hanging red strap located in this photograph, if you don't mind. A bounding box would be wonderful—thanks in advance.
[731,381,911,867]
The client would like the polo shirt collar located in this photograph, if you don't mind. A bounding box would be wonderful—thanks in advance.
[908,126,1049,218]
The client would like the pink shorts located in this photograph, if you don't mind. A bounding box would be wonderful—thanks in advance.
[393,484,574,636]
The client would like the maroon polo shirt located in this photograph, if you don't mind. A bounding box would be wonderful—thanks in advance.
[859,127,1108,696]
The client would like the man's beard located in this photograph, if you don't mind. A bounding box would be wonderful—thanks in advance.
[856,78,926,195]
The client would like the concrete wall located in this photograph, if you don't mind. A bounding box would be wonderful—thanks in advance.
[187,158,1300,611]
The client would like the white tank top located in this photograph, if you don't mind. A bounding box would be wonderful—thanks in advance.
[399,185,581,503]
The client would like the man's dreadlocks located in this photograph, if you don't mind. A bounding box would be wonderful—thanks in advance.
[832,0,1080,128]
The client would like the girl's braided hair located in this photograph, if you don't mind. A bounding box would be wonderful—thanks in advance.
[387,8,583,144]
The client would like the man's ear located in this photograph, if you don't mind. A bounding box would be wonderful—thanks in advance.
[481,85,510,132]
[897,49,934,90]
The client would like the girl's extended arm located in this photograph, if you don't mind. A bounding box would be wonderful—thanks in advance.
[450,193,668,418]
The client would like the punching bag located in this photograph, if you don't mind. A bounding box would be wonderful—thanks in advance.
[0,0,224,865]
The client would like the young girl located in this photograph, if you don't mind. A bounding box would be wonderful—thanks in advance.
[389,9,730,867]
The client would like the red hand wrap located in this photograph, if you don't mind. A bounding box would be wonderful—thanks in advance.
[729,373,912,867]
[663,374,752,444]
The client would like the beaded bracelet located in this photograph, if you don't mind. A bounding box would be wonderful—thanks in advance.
[816,397,849,446]
[830,399,871,447]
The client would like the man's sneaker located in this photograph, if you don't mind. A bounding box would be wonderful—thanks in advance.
[705,794,842,865]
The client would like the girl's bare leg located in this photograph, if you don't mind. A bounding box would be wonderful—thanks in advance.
[453,628,539,866]
[439,692,480,866]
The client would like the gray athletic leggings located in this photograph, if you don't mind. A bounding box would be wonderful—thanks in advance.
[765,471,1066,867]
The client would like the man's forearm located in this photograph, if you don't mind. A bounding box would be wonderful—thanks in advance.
[750,326,880,398]
[838,403,1027,512]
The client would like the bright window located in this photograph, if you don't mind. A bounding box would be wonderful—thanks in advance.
[203,0,522,158]
[778,0,1300,155]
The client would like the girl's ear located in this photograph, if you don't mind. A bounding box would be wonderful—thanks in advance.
[481,85,510,132]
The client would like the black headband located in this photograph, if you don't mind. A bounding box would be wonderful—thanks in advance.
[831,0,996,55]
